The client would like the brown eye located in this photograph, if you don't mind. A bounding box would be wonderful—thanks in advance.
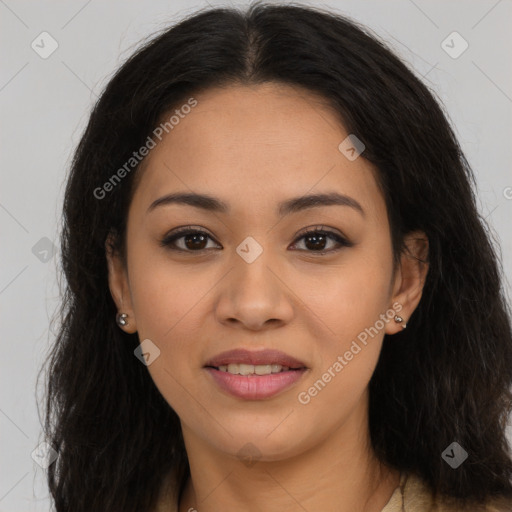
[179,232,208,250]
[160,227,220,252]
[290,228,353,254]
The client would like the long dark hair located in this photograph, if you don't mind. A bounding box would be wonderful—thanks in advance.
[40,2,512,510]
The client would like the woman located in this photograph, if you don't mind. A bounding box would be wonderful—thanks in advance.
[42,2,512,511]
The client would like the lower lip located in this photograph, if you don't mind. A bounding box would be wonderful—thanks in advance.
[205,367,307,400]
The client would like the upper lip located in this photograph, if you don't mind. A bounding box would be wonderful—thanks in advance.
[204,349,307,369]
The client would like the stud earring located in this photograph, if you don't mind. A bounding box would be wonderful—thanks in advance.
[116,312,128,327]
[394,315,407,329]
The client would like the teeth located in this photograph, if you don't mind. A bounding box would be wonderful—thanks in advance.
[217,363,291,375]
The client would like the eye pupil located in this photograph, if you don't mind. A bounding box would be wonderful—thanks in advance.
[305,233,327,251]
[185,233,207,250]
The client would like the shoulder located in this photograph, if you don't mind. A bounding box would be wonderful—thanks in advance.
[382,472,512,512]
[154,467,512,512]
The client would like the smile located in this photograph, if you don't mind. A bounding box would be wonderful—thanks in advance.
[203,348,309,399]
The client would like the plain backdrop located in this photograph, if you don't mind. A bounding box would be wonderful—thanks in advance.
[1,1,511,510]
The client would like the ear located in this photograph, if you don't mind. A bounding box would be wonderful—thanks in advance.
[385,230,429,335]
[105,232,138,334]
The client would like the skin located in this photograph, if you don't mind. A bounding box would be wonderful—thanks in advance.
[106,82,429,512]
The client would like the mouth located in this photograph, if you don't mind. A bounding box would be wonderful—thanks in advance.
[203,348,308,400]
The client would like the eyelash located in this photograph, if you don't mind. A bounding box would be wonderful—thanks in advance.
[159,225,353,255]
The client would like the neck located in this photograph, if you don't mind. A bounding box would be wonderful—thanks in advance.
[177,399,400,512]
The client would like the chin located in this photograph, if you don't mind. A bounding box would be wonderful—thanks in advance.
[206,424,315,463]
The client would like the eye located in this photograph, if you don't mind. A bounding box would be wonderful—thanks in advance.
[160,226,220,252]
[290,226,353,254]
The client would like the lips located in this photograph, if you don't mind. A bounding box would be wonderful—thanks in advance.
[204,349,309,400]
[204,348,307,369]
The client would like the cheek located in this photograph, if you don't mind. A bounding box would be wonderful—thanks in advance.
[127,255,209,420]
[126,248,210,381]
[128,246,210,339]
[303,248,393,346]
[295,242,393,402]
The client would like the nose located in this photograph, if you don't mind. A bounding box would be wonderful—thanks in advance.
[214,247,295,331]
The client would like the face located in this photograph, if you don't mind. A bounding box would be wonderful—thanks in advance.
[107,82,428,462]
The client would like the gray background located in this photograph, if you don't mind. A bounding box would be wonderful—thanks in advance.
[1,1,511,510]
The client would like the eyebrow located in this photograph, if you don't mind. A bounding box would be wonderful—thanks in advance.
[146,191,365,217]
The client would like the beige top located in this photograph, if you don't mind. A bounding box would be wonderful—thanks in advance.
[155,470,512,512]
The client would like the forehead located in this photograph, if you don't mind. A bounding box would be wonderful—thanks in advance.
[130,82,384,219]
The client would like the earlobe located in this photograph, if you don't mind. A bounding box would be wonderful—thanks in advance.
[105,233,138,334]
[386,231,429,335]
